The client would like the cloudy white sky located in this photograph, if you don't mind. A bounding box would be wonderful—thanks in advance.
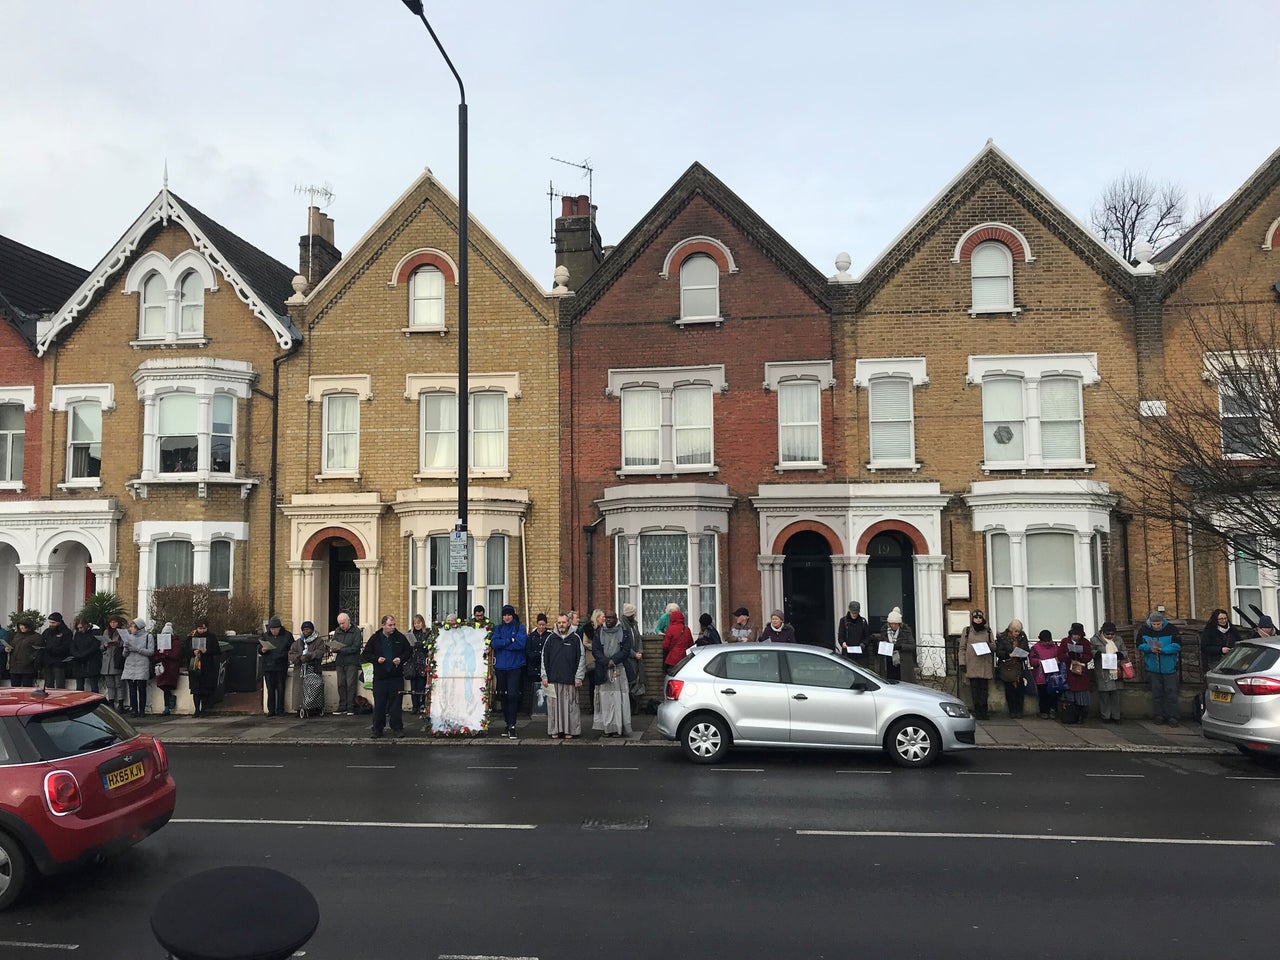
[1,0,1275,287]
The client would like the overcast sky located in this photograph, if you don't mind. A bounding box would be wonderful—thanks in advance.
[2,1,1275,289]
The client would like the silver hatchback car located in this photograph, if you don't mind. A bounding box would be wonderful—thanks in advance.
[1201,637,1280,759]
[656,643,976,767]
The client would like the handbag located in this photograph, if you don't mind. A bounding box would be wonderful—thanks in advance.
[998,658,1024,683]
[1069,660,1086,676]
[1119,660,1136,681]
[1046,671,1068,694]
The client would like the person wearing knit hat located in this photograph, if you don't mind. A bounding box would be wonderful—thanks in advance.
[1029,628,1063,719]
[154,621,182,715]
[490,604,527,739]
[39,612,74,689]
[1091,620,1129,723]
[1258,615,1277,636]
[875,607,915,680]
[120,615,156,718]
[259,616,293,717]
[958,609,994,720]
[837,600,870,666]
[1057,622,1093,725]
[289,619,324,717]
[759,609,797,644]
[1137,608,1181,725]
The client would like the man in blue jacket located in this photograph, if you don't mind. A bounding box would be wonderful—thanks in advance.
[1137,609,1182,726]
[490,604,527,739]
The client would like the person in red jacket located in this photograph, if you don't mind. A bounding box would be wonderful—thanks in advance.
[662,610,694,675]
[1057,622,1093,725]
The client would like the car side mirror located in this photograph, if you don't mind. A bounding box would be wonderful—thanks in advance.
[851,679,869,692]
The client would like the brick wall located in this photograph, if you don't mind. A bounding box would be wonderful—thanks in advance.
[0,317,42,501]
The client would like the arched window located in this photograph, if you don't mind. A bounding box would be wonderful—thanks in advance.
[178,271,204,334]
[410,266,445,328]
[141,272,167,338]
[971,241,1013,312]
[680,254,719,320]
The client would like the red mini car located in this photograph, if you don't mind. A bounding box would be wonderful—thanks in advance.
[0,689,176,909]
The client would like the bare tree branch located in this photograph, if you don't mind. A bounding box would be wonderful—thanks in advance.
[1090,170,1188,261]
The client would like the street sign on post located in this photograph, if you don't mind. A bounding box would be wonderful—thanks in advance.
[449,529,468,574]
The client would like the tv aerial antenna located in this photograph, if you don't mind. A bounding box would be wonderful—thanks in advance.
[547,156,594,245]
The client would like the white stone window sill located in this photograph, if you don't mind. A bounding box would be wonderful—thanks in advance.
[130,336,210,349]
[58,478,104,491]
[674,315,724,328]
[615,465,719,479]
[979,460,1095,475]
[968,306,1022,318]
[775,461,827,472]
[126,474,257,499]
[315,471,361,482]
[0,481,24,491]
[414,470,512,481]
[865,460,921,473]
[401,326,449,336]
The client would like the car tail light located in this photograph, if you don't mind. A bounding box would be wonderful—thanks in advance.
[665,679,684,700]
[152,738,169,777]
[44,771,83,817]
[1236,676,1280,696]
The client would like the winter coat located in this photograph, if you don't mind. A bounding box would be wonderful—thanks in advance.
[1136,618,1181,675]
[1058,636,1093,693]
[153,630,182,690]
[8,628,40,675]
[189,631,221,695]
[1091,631,1129,692]
[591,622,633,685]
[288,631,325,706]
[1029,638,1060,686]
[1200,622,1241,672]
[405,628,430,680]
[695,624,723,646]
[525,627,550,679]
[874,623,916,678]
[728,620,757,644]
[121,628,156,681]
[662,611,695,666]
[837,614,871,662]
[541,630,586,685]
[958,625,995,680]
[490,618,528,672]
[259,629,293,674]
[995,630,1030,684]
[39,623,73,671]
[622,615,643,657]
[759,621,799,644]
[99,628,126,676]
[68,628,102,680]
[331,623,364,666]
[360,630,413,680]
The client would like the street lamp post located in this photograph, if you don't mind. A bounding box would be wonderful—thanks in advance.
[399,1,470,620]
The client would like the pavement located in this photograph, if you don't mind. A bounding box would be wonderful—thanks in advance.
[133,704,1231,753]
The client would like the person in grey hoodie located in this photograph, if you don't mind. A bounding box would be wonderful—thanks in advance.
[330,611,363,716]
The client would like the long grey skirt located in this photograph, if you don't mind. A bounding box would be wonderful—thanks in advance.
[546,683,581,737]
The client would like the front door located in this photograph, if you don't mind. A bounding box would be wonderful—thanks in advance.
[782,530,834,647]
[328,542,359,630]
[866,530,915,634]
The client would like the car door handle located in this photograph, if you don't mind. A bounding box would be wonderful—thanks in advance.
[722,688,737,695]
[792,693,808,700]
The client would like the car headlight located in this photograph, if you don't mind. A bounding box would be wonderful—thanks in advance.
[940,702,971,718]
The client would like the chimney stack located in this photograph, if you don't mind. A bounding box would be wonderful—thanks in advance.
[299,206,341,286]
[553,194,603,292]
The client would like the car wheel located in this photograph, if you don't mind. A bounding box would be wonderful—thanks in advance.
[887,717,939,768]
[680,715,729,764]
[0,830,29,911]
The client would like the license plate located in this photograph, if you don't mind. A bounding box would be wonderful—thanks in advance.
[1210,690,1233,703]
[103,761,145,790]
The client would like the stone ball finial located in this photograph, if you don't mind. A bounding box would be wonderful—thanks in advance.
[552,264,571,295]
[291,275,308,295]
[830,252,854,284]
[1131,241,1154,264]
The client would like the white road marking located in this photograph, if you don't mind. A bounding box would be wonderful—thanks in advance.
[439,955,539,960]
[712,767,765,773]
[589,766,639,771]
[1227,776,1280,781]
[467,765,517,770]
[233,763,284,769]
[0,943,79,951]
[347,764,396,769]
[173,818,535,830]
[798,829,1272,846]
[1085,773,1145,778]
[957,771,1012,776]
[838,769,891,774]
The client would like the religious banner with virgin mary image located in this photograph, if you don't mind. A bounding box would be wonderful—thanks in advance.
[428,622,491,735]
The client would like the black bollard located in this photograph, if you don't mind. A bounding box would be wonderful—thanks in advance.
[151,865,318,960]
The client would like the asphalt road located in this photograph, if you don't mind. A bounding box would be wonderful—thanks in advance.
[3,744,1278,959]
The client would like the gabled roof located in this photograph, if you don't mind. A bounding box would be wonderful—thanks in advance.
[0,234,88,348]
[1152,145,1280,291]
[1149,208,1218,265]
[853,141,1138,305]
[560,162,831,321]
[304,167,553,328]
[37,189,300,355]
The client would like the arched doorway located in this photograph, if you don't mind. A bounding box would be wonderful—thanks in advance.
[782,530,833,647]
[866,530,915,634]
[51,541,94,618]
[0,543,20,616]
[327,541,360,631]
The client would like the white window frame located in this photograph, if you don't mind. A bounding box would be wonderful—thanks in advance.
[485,534,508,614]
[672,384,714,468]
[607,365,726,477]
[66,400,103,483]
[178,269,204,335]
[614,531,720,635]
[406,373,519,480]
[621,387,661,469]
[969,241,1016,315]
[1218,373,1264,459]
[679,254,720,323]
[765,362,835,471]
[409,265,445,330]
[776,380,822,468]
[124,250,216,345]
[854,358,926,471]
[427,533,475,622]
[210,539,233,597]
[415,390,509,475]
[133,520,248,615]
[154,539,195,590]
[141,272,167,338]
[322,393,360,475]
[968,354,1099,472]
[51,384,113,491]
[0,402,25,487]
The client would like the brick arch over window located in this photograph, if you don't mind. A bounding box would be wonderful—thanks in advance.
[953,223,1034,263]
[771,520,844,555]
[855,520,929,555]
[302,526,368,561]
[391,248,459,286]
[659,236,738,279]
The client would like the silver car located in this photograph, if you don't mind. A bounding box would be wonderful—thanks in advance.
[1201,637,1280,759]
[656,642,976,767]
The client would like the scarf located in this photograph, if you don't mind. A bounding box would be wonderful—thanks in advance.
[596,623,625,659]
[1104,637,1118,680]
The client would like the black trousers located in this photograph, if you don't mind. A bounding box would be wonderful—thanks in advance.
[1003,680,1025,716]
[968,677,989,717]
[494,668,522,730]
[372,677,404,734]
[264,671,286,715]
[1037,685,1059,717]
[127,679,148,716]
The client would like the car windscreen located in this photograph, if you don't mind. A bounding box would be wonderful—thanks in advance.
[24,702,139,761]
[1214,643,1280,676]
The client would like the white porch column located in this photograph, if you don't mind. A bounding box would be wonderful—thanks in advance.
[757,554,784,618]
[849,555,870,611]
[831,555,853,621]
[1075,531,1096,636]
[1009,532,1027,622]
[17,565,52,617]
[913,554,947,677]
[140,397,158,480]
[355,559,382,631]
[134,543,153,616]
[293,561,322,629]
[689,533,705,625]
[415,536,430,620]
[287,561,307,630]
[473,536,489,613]
[89,562,119,595]
[192,541,212,585]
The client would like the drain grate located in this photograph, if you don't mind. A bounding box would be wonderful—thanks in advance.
[581,816,650,831]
